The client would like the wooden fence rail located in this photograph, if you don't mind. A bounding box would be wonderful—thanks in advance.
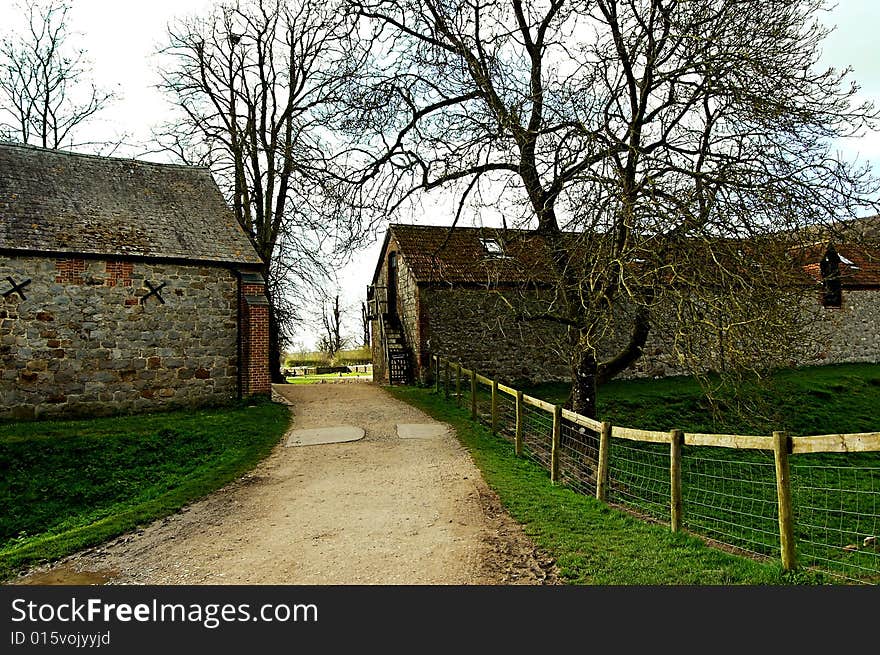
[431,355,880,576]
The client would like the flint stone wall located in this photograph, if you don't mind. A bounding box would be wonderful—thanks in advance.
[420,287,570,385]
[416,286,880,386]
[0,254,239,420]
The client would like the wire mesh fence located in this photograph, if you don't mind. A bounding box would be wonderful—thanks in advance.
[558,418,599,497]
[473,379,493,429]
[607,439,670,523]
[520,402,553,472]
[429,357,880,584]
[496,391,517,443]
[791,453,880,583]
[681,447,780,559]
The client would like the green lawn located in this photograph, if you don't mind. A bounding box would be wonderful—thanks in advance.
[525,362,880,436]
[392,363,880,584]
[285,372,373,384]
[0,399,290,581]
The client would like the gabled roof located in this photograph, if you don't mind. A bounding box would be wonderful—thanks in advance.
[0,142,263,266]
[379,222,880,290]
[377,224,560,285]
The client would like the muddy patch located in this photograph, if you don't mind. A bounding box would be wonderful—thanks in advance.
[12,563,118,586]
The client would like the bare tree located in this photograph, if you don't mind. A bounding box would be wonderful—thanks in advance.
[345,0,880,416]
[0,0,116,149]
[361,301,371,348]
[156,0,371,382]
[319,294,347,360]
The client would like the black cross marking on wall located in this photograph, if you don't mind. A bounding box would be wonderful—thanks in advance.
[3,276,31,300]
[141,281,167,305]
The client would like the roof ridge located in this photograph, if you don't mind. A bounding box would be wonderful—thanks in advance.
[389,223,533,233]
[0,141,211,173]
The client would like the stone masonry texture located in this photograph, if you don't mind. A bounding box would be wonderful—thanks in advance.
[0,254,240,420]
[371,247,880,387]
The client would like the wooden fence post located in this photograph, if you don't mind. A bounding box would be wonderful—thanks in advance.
[444,360,450,400]
[470,370,477,420]
[434,356,440,393]
[670,429,684,532]
[596,421,611,501]
[491,379,498,434]
[773,430,796,571]
[551,404,562,484]
[455,363,461,408]
[515,390,524,457]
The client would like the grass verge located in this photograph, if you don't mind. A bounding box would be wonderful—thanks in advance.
[387,385,824,585]
[0,399,290,581]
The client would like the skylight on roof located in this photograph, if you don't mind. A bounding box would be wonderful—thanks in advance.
[480,238,504,256]
[839,254,860,269]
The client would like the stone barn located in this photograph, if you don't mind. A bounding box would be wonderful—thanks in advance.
[366,223,880,386]
[0,143,270,420]
[366,224,571,385]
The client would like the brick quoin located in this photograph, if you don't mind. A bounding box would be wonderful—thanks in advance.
[238,273,271,397]
[247,305,270,394]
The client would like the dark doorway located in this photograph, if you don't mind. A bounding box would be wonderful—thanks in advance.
[387,252,398,317]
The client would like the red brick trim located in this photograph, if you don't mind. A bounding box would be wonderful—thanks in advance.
[105,260,133,287]
[55,258,85,283]
[238,272,271,396]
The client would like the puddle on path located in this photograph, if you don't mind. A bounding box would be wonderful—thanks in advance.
[14,564,118,585]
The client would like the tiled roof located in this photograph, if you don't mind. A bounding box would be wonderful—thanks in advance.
[389,224,880,289]
[388,224,560,285]
[0,142,263,265]
[796,242,880,288]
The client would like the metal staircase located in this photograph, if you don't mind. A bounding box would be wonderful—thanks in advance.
[382,317,413,385]
[366,284,413,385]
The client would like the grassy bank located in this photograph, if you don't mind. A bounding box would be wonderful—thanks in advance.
[0,400,290,581]
[526,362,880,436]
[387,385,822,584]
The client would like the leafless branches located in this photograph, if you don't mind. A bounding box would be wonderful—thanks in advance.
[0,0,117,150]
[345,0,880,415]
[319,294,347,360]
[156,0,374,378]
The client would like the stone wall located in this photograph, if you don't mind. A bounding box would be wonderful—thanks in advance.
[370,237,423,383]
[395,248,422,375]
[417,285,880,386]
[0,254,240,419]
[807,288,880,365]
[420,287,570,385]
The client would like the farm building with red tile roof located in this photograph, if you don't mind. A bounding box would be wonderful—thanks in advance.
[367,223,880,386]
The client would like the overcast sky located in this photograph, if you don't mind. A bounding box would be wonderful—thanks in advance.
[2,0,879,348]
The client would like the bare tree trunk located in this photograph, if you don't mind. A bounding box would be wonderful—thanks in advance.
[268,307,285,384]
[570,346,598,419]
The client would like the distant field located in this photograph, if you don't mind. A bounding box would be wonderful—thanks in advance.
[285,372,373,384]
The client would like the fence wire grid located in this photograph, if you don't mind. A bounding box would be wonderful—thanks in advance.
[431,359,880,584]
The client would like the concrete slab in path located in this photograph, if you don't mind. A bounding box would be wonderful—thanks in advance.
[285,425,365,447]
[397,423,450,439]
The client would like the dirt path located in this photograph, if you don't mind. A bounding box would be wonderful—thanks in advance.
[14,382,558,585]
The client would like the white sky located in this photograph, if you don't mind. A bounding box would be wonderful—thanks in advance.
[2,0,879,348]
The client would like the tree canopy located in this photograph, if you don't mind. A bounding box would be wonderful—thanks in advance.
[344,0,880,415]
